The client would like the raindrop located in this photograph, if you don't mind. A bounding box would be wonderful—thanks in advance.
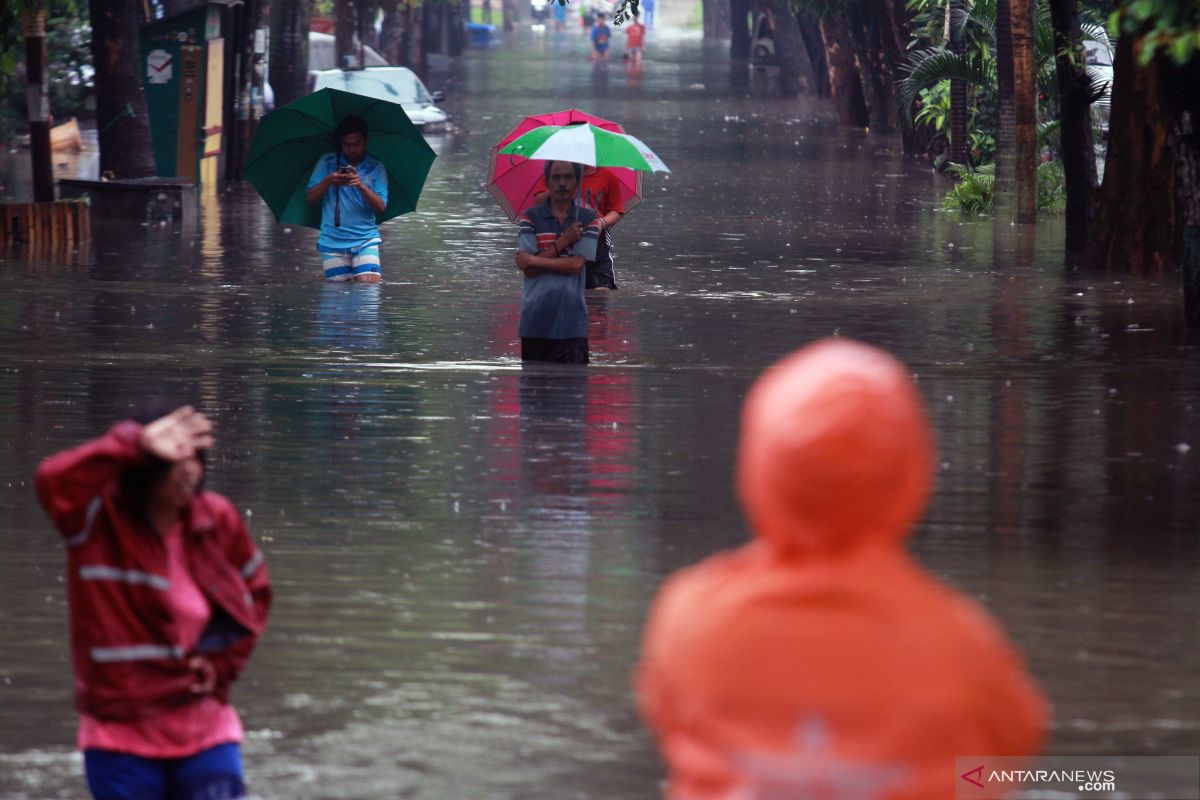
[1176,443,1191,454]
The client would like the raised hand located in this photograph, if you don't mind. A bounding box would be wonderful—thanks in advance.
[138,406,214,462]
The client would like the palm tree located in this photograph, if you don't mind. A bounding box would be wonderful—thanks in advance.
[1011,0,1038,222]
[902,0,1090,225]
[948,0,970,166]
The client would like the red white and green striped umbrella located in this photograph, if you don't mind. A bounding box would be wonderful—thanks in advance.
[498,123,670,173]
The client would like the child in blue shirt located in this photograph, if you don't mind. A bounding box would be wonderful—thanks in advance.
[591,14,612,61]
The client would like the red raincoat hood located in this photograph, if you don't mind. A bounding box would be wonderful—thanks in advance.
[737,338,934,556]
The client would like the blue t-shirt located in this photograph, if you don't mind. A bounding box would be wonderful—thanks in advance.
[307,152,389,252]
[517,203,600,340]
[591,24,611,50]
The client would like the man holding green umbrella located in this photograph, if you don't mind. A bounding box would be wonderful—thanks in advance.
[306,116,389,282]
[244,87,437,283]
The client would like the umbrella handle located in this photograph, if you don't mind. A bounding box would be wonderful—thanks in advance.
[334,152,342,227]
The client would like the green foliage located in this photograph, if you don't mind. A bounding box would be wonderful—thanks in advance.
[899,47,997,114]
[0,0,92,138]
[941,160,1067,215]
[1111,0,1200,65]
[969,127,995,160]
[914,81,951,131]
[943,162,996,215]
[1036,159,1066,213]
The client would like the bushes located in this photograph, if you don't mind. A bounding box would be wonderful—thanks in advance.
[941,160,1066,216]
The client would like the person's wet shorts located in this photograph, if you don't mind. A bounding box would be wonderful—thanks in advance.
[84,742,245,800]
[521,337,590,364]
[586,232,617,290]
[320,245,381,281]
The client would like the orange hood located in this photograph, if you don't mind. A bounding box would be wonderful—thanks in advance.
[737,338,934,556]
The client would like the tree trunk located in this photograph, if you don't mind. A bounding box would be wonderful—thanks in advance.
[947,0,969,165]
[412,3,427,78]
[1047,0,1096,251]
[228,0,268,181]
[1011,0,1038,222]
[1090,33,1200,327]
[401,1,414,65]
[426,3,442,55]
[270,0,312,108]
[89,0,155,178]
[335,0,356,68]
[24,5,54,201]
[358,0,379,49]
[772,1,809,97]
[798,14,830,97]
[449,0,467,57]
[820,14,869,128]
[702,0,731,39]
[994,0,1016,221]
[854,0,903,132]
[730,0,752,61]
[380,0,404,65]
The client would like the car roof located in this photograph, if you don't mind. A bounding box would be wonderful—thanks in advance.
[311,66,418,77]
[308,32,387,69]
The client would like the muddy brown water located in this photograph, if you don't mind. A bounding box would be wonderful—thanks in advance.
[1,28,1197,800]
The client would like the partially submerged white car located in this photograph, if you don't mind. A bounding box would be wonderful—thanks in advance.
[309,67,450,130]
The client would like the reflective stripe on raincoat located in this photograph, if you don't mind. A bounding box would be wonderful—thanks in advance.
[635,338,1047,800]
[35,421,271,720]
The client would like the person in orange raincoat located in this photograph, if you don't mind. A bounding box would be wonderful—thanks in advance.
[635,338,1047,800]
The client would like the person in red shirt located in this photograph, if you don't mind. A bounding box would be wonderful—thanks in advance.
[535,164,626,289]
[625,10,646,63]
[35,404,271,800]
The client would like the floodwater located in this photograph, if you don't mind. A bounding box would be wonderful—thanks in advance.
[2,28,1198,800]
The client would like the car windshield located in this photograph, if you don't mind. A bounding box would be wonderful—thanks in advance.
[319,71,433,105]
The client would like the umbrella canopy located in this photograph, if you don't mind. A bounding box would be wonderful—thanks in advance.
[245,87,437,229]
[485,109,643,223]
[499,124,670,173]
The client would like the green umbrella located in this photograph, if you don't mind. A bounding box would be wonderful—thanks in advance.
[244,87,437,229]
[498,123,670,173]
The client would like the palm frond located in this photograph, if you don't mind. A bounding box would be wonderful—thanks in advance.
[952,0,997,45]
[1038,118,1061,145]
[1033,0,1056,65]
[899,47,996,118]
[1088,71,1112,107]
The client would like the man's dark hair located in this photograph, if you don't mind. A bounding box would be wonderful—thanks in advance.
[543,160,583,189]
[335,115,369,142]
[118,400,206,520]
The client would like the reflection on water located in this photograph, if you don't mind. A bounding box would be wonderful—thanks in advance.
[1,29,1198,800]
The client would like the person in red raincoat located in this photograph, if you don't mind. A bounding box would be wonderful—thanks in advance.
[635,338,1047,800]
[35,404,271,800]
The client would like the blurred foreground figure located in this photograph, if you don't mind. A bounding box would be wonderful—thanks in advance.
[636,339,1047,799]
[35,405,271,800]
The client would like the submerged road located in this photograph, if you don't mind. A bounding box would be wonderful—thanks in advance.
[1,26,1198,800]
